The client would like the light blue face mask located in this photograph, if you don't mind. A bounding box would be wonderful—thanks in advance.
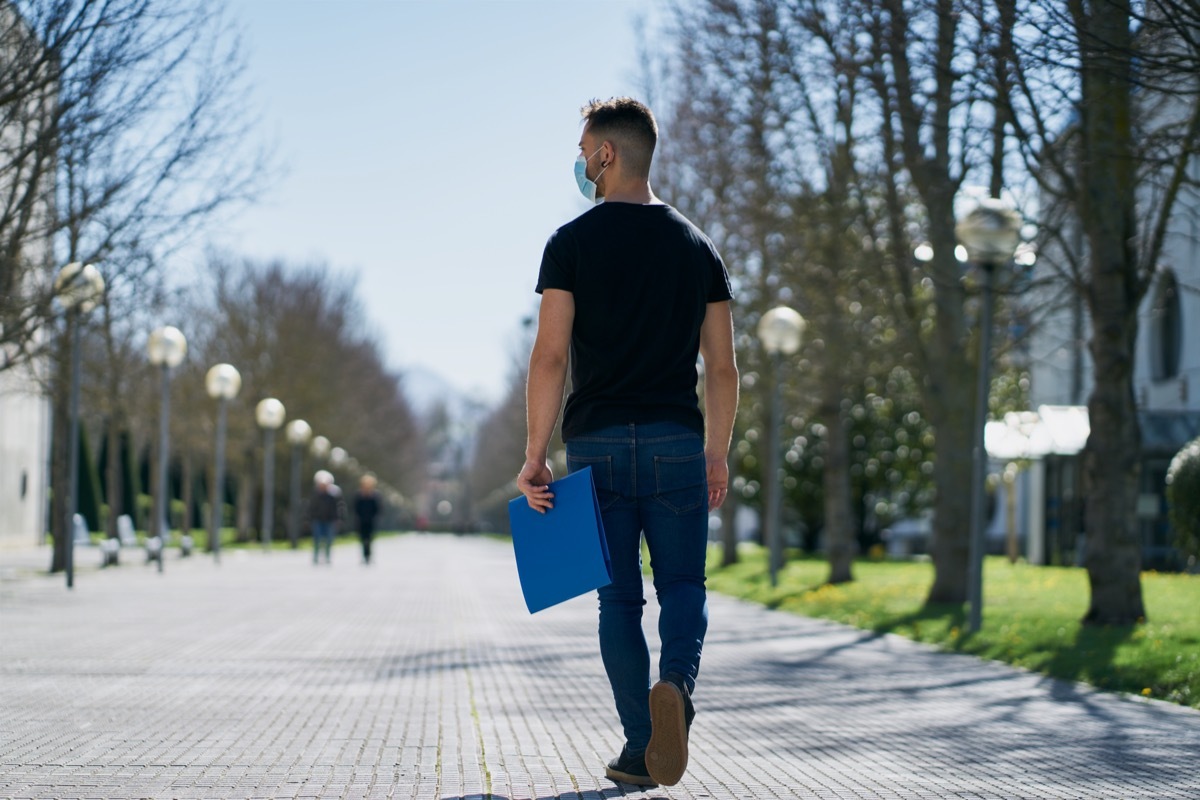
[574,146,608,204]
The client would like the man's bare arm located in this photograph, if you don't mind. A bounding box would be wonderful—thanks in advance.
[698,300,739,511]
[517,288,574,513]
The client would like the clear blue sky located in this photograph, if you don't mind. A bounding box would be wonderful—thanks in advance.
[216,0,661,405]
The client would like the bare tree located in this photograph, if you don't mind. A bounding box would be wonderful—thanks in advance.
[855,0,1014,604]
[656,0,818,569]
[1,0,268,572]
[786,0,889,583]
[655,0,949,585]
[1001,0,1200,624]
[192,256,422,542]
[1,0,57,367]
[650,0,1197,623]
[2,0,264,372]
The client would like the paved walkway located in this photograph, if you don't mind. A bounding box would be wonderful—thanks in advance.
[1,534,1198,800]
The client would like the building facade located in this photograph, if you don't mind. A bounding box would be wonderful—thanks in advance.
[0,365,51,549]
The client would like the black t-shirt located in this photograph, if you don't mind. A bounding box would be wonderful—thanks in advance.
[536,202,733,441]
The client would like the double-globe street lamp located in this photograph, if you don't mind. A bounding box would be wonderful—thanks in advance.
[255,398,286,548]
[286,419,312,549]
[147,325,187,573]
[205,364,241,563]
[757,305,806,587]
[53,263,106,590]
[956,198,1022,633]
[329,446,348,470]
[329,446,349,490]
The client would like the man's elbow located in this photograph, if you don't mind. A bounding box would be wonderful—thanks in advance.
[529,346,569,377]
[706,360,739,392]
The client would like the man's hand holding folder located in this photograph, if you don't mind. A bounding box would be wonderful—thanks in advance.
[507,467,612,614]
[516,458,556,513]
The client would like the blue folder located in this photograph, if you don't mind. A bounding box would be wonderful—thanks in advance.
[507,466,612,614]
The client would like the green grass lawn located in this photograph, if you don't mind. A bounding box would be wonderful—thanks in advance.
[704,544,1200,709]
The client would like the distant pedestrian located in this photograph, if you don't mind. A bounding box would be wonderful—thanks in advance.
[308,470,344,565]
[517,97,738,788]
[353,474,381,564]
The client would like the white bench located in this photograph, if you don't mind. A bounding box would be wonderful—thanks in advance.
[99,538,120,567]
[117,514,138,547]
[72,514,91,546]
[144,535,163,565]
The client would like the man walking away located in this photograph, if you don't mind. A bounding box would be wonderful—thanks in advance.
[517,97,739,788]
[353,474,381,564]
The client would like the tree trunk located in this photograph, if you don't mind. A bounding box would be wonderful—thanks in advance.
[926,386,975,602]
[821,386,855,584]
[923,216,976,605]
[1082,317,1144,624]
[877,1,978,605]
[1076,0,1145,625]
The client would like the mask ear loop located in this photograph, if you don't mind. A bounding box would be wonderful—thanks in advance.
[591,145,610,184]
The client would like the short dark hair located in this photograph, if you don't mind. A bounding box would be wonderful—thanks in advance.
[581,97,658,179]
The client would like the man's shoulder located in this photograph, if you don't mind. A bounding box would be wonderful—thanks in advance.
[551,205,606,236]
[657,204,715,241]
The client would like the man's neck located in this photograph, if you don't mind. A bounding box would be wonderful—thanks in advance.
[601,180,658,205]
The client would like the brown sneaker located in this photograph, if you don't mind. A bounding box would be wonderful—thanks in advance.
[645,679,689,785]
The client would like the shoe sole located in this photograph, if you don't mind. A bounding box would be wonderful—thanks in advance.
[604,764,657,787]
[646,680,688,785]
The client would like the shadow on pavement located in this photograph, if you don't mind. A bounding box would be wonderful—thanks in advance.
[444,790,663,800]
[871,601,1155,713]
[697,601,1198,792]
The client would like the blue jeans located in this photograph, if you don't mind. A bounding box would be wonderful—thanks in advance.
[312,521,334,563]
[566,421,709,753]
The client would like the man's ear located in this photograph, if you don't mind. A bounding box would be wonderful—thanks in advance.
[601,140,615,168]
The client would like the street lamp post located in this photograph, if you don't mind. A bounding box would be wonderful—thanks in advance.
[255,398,286,548]
[956,198,1022,633]
[53,263,105,590]
[286,419,312,549]
[756,306,806,587]
[147,325,187,573]
[205,364,241,563]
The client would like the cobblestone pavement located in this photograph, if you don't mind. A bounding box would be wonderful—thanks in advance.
[2,534,1198,800]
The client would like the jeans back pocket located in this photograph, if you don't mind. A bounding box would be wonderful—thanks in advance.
[653,451,706,514]
[566,454,619,511]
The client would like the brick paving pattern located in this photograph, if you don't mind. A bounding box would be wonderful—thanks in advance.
[1,534,1198,800]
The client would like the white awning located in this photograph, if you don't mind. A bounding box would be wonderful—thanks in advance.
[985,405,1089,460]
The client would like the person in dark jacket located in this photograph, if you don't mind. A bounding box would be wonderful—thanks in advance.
[353,474,381,564]
[308,470,344,565]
